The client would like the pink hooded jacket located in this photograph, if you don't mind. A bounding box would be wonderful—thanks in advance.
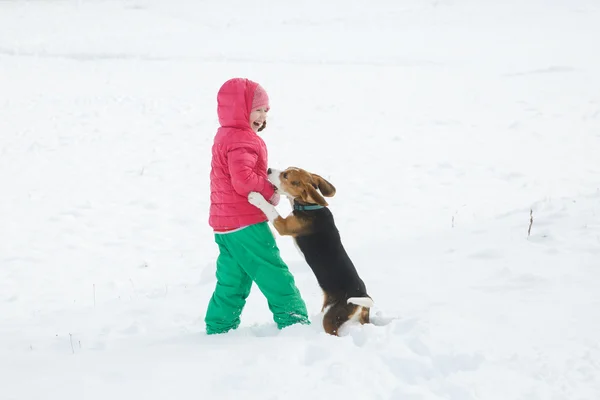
[209,78,276,232]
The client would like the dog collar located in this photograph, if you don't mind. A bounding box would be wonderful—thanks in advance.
[293,203,325,211]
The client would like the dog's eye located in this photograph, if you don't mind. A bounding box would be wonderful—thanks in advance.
[282,173,288,179]
[292,181,300,186]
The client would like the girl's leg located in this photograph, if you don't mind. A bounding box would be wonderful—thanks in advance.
[204,235,253,335]
[224,223,310,329]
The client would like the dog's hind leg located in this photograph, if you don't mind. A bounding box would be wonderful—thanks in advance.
[321,292,329,313]
[322,303,358,336]
[359,306,370,325]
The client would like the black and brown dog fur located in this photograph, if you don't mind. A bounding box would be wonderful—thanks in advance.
[248,167,373,336]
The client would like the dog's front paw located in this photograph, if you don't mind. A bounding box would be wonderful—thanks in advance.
[248,192,267,208]
[248,191,279,221]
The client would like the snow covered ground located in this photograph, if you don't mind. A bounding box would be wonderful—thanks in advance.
[1,0,599,399]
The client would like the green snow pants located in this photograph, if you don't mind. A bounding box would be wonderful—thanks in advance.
[205,222,309,335]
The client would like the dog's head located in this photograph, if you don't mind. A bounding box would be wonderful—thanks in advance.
[267,167,336,206]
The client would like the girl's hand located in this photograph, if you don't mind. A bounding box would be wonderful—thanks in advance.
[269,192,280,206]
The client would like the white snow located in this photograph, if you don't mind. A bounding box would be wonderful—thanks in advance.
[1,0,599,399]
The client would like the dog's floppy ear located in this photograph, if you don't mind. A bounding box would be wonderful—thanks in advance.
[302,183,328,206]
[312,174,336,197]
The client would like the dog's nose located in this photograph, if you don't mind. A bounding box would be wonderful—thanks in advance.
[267,168,272,175]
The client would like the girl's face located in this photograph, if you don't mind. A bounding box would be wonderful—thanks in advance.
[249,107,268,132]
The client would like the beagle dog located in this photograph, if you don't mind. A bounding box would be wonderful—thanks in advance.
[248,167,373,336]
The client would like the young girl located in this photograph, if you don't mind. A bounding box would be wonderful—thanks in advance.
[205,77,310,335]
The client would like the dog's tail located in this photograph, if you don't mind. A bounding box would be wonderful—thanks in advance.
[347,296,374,308]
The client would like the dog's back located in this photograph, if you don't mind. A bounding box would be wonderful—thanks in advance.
[294,208,372,335]
[295,208,367,298]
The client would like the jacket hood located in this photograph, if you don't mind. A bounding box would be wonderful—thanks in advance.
[217,78,259,129]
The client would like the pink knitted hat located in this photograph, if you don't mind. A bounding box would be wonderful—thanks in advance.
[251,84,270,111]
